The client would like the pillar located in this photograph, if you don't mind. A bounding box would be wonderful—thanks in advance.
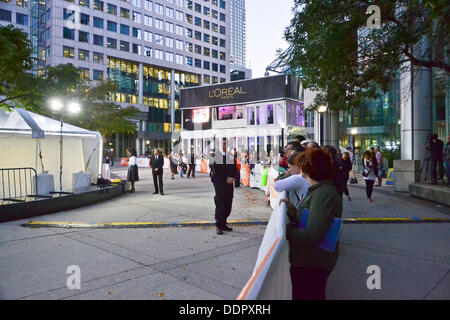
[138,63,143,106]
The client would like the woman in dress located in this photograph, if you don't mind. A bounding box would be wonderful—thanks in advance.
[127,149,139,193]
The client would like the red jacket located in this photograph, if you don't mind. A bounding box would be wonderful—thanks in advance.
[279,155,288,169]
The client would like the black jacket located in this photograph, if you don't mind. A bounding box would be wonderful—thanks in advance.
[209,152,239,186]
[150,155,164,172]
[430,140,444,160]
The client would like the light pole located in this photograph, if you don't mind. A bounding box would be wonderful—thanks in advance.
[49,98,81,191]
[318,105,328,146]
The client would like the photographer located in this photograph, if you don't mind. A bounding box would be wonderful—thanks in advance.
[429,134,445,185]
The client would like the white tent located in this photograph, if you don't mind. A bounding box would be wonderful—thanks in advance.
[0,108,103,194]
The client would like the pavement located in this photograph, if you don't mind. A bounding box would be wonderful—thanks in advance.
[0,167,449,300]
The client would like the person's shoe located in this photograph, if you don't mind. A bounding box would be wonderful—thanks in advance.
[375,184,381,187]
[222,225,233,232]
[347,195,352,201]
[429,181,438,185]
[171,177,174,180]
[152,191,158,194]
[160,192,164,195]
[368,198,373,202]
[216,227,223,235]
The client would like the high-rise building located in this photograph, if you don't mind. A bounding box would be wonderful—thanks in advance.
[0,0,232,155]
[229,0,250,80]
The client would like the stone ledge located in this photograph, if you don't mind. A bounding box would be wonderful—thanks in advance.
[409,183,450,207]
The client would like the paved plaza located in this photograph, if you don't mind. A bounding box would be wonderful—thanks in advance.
[0,167,449,300]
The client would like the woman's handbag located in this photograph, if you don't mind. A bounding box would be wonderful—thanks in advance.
[362,168,370,178]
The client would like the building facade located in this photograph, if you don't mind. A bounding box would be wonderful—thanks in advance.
[1,0,232,156]
[179,75,313,161]
[229,0,250,81]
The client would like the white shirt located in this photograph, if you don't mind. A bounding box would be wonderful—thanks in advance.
[274,174,310,208]
[128,156,137,166]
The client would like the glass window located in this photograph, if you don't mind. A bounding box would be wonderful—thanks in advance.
[144,30,152,42]
[79,68,90,79]
[107,4,117,15]
[93,34,103,46]
[133,43,142,54]
[78,49,89,61]
[194,58,201,68]
[79,0,89,7]
[16,13,28,26]
[132,11,141,23]
[63,46,75,58]
[120,24,130,35]
[219,64,225,74]
[120,8,130,19]
[93,0,103,11]
[144,0,152,11]
[120,41,130,51]
[93,17,103,28]
[219,25,225,35]
[219,0,224,9]
[63,27,75,40]
[93,52,103,63]
[203,6,210,16]
[16,0,29,7]
[107,20,117,32]
[194,45,201,54]
[79,30,89,42]
[195,17,201,26]
[144,15,152,26]
[219,12,225,22]
[203,61,210,70]
[106,38,117,49]
[80,13,89,25]
[132,27,141,39]
[132,0,141,7]
[194,3,201,12]
[93,70,103,80]
[143,46,152,57]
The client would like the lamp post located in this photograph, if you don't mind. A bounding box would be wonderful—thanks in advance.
[351,128,357,164]
[49,98,81,191]
[318,105,327,146]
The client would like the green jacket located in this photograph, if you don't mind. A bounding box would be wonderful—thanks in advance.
[286,180,342,271]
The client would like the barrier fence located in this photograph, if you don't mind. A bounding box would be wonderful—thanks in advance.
[0,167,38,201]
[237,190,292,300]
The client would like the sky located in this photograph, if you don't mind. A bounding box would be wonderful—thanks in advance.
[245,0,295,78]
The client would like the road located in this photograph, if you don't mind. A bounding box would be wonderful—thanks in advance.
[0,167,448,300]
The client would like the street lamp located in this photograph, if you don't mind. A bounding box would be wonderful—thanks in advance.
[318,105,327,146]
[49,98,81,192]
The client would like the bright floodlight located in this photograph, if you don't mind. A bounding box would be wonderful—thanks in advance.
[318,105,328,113]
[351,128,358,135]
[68,102,81,114]
[50,98,63,111]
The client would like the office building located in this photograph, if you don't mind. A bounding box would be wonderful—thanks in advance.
[0,0,232,155]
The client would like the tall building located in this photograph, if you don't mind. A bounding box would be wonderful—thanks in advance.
[229,0,250,80]
[0,0,232,156]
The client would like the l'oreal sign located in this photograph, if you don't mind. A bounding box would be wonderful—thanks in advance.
[208,87,246,100]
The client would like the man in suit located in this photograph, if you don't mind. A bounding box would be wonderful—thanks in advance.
[210,138,240,235]
[150,148,164,195]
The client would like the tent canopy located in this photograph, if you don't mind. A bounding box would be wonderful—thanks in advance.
[0,108,103,192]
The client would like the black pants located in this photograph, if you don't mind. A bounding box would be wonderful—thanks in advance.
[430,157,444,183]
[290,266,331,300]
[343,181,349,196]
[187,164,195,177]
[214,183,233,229]
[153,169,163,193]
[365,179,375,198]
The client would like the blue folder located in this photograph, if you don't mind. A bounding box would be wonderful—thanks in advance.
[298,209,343,252]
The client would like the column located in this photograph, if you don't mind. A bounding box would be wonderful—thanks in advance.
[170,69,176,138]
[136,138,141,156]
[138,63,144,106]
[142,138,146,156]
[115,134,120,159]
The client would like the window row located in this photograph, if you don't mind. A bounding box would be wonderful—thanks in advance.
[0,9,28,25]
[185,15,226,35]
[185,28,226,47]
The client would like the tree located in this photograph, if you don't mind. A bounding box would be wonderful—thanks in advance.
[284,0,450,111]
[40,64,140,139]
[0,25,45,111]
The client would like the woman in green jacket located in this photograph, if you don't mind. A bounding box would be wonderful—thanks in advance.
[280,147,342,300]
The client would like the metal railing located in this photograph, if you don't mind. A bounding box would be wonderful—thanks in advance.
[0,168,38,202]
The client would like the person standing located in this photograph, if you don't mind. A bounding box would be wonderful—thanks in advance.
[429,134,445,185]
[126,149,139,193]
[150,148,164,195]
[187,152,196,178]
[169,151,177,180]
[280,148,342,300]
[210,138,240,235]
[445,135,450,186]
[362,151,376,202]
[375,147,384,187]
[335,151,352,201]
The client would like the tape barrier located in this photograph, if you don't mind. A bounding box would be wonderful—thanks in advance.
[237,191,292,300]
[240,164,251,187]
[120,158,129,167]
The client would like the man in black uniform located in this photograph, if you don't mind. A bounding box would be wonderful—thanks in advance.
[429,134,445,185]
[150,148,164,195]
[210,138,240,235]
[187,151,196,178]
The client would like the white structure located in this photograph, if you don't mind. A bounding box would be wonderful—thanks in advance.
[0,108,103,192]
[179,75,314,158]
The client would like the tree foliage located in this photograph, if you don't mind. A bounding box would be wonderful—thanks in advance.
[0,25,46,111]
[284,0,450,111]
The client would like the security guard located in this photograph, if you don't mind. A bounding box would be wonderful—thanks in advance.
[210,138,240,235]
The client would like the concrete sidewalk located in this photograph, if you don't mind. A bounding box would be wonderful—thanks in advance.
[0,167,448,300]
